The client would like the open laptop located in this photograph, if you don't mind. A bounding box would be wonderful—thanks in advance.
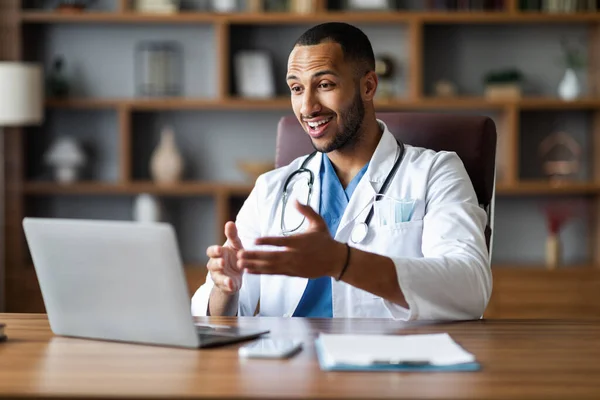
[22,217,269,349]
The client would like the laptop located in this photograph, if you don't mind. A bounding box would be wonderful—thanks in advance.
[22,217,269,349]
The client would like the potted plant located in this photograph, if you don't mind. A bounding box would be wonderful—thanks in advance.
[483,68,524,100]
[54,1,94,13]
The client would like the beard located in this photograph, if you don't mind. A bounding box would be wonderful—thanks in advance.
[310,89,365,154]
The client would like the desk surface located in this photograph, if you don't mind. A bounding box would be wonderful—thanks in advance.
[1,313,600,399]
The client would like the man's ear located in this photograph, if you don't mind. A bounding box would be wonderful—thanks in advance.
[361,71,378,102]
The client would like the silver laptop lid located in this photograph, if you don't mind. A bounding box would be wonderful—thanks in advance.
[23,217,200,348]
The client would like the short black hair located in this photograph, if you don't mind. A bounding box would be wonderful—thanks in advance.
[294,22,375,76]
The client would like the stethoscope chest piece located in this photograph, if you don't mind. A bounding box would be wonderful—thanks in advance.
[350,222,368,244]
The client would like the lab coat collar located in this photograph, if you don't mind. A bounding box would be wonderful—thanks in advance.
[335,120,401,238]
[302,119,397,211]
[366,120,401,189]
[303,149,323,216]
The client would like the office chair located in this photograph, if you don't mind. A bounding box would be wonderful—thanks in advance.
[275,112,498,259]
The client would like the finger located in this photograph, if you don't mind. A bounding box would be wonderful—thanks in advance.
[295,200,327,231]
[254,235,298,247]
[237,258,273,272]
[206,245,223,258]
[238,249,284,262]
[223,277,235,292]
[244,267,287,276]
[224,222,244,250]
[206,257,224,273]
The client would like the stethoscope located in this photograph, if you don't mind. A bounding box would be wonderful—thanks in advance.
[281,139,406,244]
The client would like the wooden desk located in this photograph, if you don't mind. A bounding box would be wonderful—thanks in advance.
[1,314,600,399]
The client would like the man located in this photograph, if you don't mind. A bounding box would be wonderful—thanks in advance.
[191,22,491,321]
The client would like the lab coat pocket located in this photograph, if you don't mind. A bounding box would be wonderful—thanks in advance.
[363,219,424,259]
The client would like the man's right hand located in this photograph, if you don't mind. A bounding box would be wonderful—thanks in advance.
[206,221,244,294]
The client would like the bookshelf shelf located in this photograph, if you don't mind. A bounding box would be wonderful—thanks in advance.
[20,11,218,24]
[419,12,600,23]
[44,97,600,111]
[495,181,600,195]
[23,180,598,197]
[45,97,292,110]
[23,181,254,196]
[20,11,600,25]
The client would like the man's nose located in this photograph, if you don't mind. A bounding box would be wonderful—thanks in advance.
[300,89,321,117]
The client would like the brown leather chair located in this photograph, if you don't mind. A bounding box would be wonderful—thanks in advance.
[275,112,497,253]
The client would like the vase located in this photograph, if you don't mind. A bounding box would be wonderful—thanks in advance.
[212,0,238,12]
[545,233,560,270]
[150,126,184,184]
[558,68,580,100]
[133,194,162,223]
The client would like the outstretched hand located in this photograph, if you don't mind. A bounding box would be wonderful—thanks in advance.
[237,200,347,279]
[206,221,244,294]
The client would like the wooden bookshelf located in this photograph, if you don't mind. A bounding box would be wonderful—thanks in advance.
[23,181,254,196]
[4,0,600,316]
[485,265,600,319]
[45,97,600,111]
[45,97,291,110]
[22,180,600,197]
[20,11,600,25]
[13,262,596,315]
[495,181,600,195]
[20,11,218,24]
[518,97,600,109]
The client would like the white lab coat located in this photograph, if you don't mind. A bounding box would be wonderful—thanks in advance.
[191,120,492,321]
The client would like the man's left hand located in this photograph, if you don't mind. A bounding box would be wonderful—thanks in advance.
[237,200,346,279]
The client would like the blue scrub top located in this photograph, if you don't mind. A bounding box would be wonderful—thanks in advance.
[292,154,369,317]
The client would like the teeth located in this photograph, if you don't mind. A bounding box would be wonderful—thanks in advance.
[307,118,331,128]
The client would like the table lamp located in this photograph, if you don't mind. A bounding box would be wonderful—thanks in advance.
[0,62,43,312]
[0,62,43,128]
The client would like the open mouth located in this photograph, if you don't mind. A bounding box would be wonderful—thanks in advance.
[305,116,333,138]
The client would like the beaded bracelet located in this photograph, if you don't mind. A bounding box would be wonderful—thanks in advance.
[336,243,351,281]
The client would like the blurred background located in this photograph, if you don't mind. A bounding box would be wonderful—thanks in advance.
[1,0,599,317]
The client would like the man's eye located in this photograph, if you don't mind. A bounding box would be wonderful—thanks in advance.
[319,83,334,89]
[290,86,302,93]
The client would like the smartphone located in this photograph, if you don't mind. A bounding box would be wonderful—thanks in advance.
[238,338,303,359]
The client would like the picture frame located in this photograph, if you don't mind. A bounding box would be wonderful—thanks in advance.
[234,50,276,99]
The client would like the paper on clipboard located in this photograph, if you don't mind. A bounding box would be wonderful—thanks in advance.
[315,333,478,371]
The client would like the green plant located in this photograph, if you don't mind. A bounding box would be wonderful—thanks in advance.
[483,68,524,85]
[559,38,586,70]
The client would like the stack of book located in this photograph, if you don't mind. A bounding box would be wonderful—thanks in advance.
[426,0,506,10]
[520,0,598,12]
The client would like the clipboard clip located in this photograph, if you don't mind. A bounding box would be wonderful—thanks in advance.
[371,360,432,366]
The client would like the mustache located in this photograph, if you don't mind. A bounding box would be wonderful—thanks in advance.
[301,113,334,120]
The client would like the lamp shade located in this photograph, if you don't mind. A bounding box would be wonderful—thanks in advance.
[0,62,43,126]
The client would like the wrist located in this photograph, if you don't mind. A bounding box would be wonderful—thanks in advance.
[332,241,351,281]
[327,241,345,277]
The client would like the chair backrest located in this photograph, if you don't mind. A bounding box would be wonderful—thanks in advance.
[275,112,498,251]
